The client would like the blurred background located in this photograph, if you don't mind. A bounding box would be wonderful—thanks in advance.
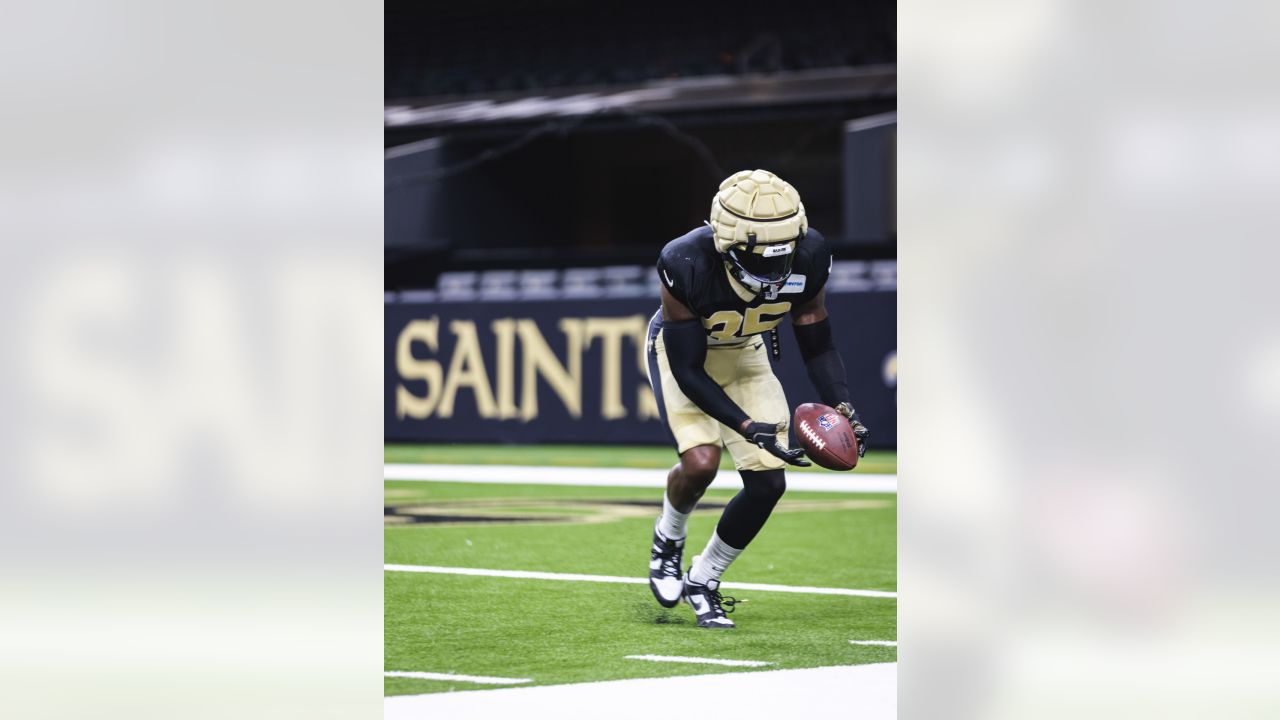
[4,0,1274,717]
[384,0,897,448]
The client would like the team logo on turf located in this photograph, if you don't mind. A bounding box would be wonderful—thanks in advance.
[817,412,839,430]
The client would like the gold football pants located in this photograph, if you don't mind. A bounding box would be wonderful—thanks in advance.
[645,311,792,472]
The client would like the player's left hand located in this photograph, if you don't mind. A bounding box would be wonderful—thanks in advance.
[740,420,811,467]
[835,402,870,458]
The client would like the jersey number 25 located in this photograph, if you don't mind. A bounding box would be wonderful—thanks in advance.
[702,302,792,341]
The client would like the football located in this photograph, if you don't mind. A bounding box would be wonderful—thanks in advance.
[792,402,859,471]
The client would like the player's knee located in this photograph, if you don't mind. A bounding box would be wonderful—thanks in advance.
[741,469,786,505]
[680,445,720,486]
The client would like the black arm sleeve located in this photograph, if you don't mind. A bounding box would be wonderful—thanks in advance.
[662,319,752,432]
[793,317,851,408]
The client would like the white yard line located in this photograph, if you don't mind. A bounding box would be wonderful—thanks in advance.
[849,640,898,647]
[385,463,897,494]
[720,580,897,599]
[385,663,897,720]
[384,671,531,685]
[384,563,897,599]
[624,655,773,668]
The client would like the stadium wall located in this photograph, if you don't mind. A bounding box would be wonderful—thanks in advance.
[385,291,896,448]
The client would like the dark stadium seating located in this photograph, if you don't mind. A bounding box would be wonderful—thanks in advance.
[385,0,895,99]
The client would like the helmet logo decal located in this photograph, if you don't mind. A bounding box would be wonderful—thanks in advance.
[762,243,793,257]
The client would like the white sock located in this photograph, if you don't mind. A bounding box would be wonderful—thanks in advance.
[688,531,743,585]
[655,493,690,542]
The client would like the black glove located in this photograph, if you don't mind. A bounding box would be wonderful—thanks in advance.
[740,420,811,467]
[835,402,870,458]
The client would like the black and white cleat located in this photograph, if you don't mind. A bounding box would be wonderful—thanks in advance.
[682,566,736,629]
[649,529,685,608]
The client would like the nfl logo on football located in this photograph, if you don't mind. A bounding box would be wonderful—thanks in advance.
[817,412,839,431]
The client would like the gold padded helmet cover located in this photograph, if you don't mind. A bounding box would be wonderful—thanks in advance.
[709,169,808,253]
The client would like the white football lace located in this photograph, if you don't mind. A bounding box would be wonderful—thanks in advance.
[799,420,827,451]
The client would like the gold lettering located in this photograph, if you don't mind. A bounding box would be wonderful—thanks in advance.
[743,302,792,335]
[636,384,659,421]
[395,318,443,419]
[491,318,519,419]
[703,310,742,341]
[438,320,497,418]
[701,303,793,342]
[585,316,646,420]
[518,318,584,421]
[634,320,661,421]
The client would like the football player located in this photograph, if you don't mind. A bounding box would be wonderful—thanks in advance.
[645,169,870,628]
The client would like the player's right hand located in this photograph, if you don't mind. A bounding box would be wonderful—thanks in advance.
[835,402,870,458]
[740,420,811,467]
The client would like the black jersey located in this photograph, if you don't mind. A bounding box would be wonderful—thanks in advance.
[656,225,832,346]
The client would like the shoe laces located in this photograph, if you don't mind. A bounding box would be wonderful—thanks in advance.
[654,539,681,579]
[704,585,737,615]
[711,586,742,614]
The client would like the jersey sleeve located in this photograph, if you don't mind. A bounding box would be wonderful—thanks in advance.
[796,229,833,304]
[656,243,698,309]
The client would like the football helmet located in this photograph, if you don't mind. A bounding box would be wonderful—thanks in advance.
[709,169,808,300]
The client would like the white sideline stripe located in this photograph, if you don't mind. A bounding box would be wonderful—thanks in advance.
[625,655,773,668]
[849,640,898,647]
[385,663,897,719]
[385,463,896,494]
[385,671,531,685]
[383,564,897,599]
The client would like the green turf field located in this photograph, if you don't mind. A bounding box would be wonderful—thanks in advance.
[386,443,897,475]
[384,444,897,696]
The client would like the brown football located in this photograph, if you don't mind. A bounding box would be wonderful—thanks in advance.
[793,402,859,471]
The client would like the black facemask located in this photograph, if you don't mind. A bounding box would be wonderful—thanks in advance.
[725,232,802,297]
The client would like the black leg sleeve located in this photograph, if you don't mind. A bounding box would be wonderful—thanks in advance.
[715,469,787,549]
